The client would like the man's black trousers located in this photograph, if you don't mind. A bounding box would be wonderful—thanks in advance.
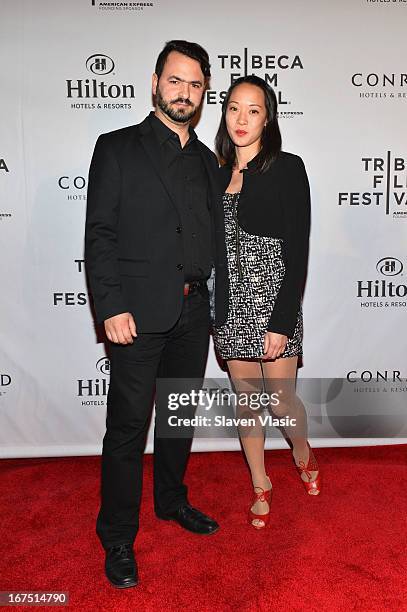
[96,286,210,549]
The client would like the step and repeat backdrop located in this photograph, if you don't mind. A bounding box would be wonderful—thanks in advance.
[1,0,407,457]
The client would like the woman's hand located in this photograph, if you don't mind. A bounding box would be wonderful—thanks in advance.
[262,331,287,360]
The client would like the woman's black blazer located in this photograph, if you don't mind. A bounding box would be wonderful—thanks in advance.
[218,151,311,338]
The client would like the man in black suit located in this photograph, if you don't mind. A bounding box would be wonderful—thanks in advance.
[85,40,228,588]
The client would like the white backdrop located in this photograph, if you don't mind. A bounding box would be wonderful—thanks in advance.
[1,0,407,458]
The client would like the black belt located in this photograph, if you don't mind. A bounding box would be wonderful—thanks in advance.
[183,280,206,296]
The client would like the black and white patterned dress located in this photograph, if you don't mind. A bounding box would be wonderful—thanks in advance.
[212,192,303,360]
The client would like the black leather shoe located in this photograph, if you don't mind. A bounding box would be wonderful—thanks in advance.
[105,543,138,588]
[157,503,219,535]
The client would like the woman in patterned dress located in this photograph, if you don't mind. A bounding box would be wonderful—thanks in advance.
[212,75,321,529]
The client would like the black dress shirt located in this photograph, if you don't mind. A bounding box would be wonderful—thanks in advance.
[149,112,212,281]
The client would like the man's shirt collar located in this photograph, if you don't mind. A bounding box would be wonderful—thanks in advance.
[148,110,197,147]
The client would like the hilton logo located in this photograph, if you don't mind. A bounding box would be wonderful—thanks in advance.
[66,56,135,109]
[338,152,407,219]
[376,257,403,276]
[96,357,110,375]
[357,257,407,308]
[77,358,110,403]
[205,48,305,117]
[86,54,114,76]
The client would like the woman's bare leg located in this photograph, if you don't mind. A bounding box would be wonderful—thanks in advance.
[261,356,318,486]
[227,359,272,526]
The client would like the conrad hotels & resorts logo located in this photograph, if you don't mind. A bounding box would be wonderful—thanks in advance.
[352,71,407,100]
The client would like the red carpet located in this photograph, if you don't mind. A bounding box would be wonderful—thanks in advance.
[1,445,407,611]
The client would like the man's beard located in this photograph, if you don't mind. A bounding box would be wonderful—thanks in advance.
[156,86,198,124]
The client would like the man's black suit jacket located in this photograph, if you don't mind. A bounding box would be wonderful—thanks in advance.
[85,115,228,332]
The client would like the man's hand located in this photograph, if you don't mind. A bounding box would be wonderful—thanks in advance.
[262,331,287,361]
[104,312,137,344]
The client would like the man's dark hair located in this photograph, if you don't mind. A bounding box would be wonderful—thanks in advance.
[155,40,211,79]
[215,75,282,174]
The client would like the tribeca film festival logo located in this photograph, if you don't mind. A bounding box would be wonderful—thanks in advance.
[66,54,135,110]
[357,256,407,309]
[352,71,407,100]
[206,48,305,119]
[90,0,154,11]
[78,357,110,405]
[53,260,88,307]
[0,374,12,397]
[58,175,86,201]
[338,152,407,219]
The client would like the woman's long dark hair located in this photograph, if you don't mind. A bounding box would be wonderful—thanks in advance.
[215,75,282,173]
